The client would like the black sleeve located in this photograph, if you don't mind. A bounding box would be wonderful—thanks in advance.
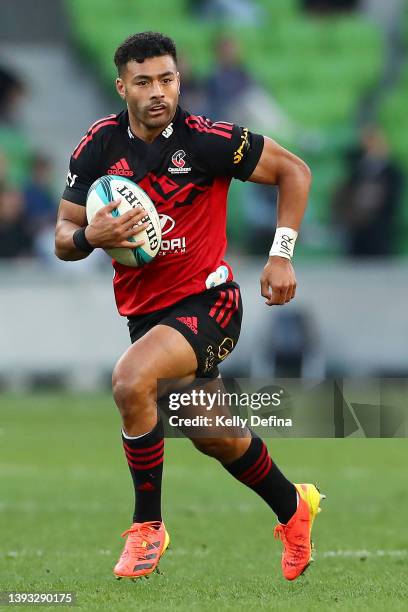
[188,117,264,181]
[62,135,100,205]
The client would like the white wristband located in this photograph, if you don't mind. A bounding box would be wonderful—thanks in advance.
[269,227,298,260]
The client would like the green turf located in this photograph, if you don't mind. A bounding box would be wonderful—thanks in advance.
[1,393,407,611]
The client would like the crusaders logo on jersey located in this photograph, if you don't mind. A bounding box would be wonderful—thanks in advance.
[169,150,191,174]
[172,150,186,168]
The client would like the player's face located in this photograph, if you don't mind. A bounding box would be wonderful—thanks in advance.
[116,55,179,131]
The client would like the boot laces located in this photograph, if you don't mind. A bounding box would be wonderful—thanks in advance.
[120,521,162,560]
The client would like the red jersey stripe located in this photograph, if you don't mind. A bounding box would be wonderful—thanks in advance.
[201,125,233,139]
[88,114,117,130]
[191,116,233,132]
[187,117,233,138]
[185,116,233,139]
[212,121,233,131]
[187,115,233,130]
[73,120,119,159]
[187,114,208,125]
[191,116,213,128]
[73,115,117,152]
[121,158,131,170]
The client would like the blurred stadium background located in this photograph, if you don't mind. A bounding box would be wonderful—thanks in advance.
[0,0,407,387]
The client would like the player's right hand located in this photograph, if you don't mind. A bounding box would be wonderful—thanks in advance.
[84,199,148,249]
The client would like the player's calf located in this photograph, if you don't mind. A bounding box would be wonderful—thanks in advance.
[191,436,251,464]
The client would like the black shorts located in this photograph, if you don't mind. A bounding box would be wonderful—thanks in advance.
[127,281,243,378]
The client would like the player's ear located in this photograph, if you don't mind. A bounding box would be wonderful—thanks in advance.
[116,77,126,100]
[176,71,180,94]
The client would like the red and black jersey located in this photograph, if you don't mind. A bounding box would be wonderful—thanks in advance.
[62,106,264,315]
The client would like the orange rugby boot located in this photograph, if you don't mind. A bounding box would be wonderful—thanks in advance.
[113,521,170,579]
[274,483,326,581]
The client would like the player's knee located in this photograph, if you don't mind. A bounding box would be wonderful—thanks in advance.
[191,437,239,461]
[112,362,156,419]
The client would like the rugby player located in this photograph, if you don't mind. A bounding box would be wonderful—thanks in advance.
[55,32,324,581]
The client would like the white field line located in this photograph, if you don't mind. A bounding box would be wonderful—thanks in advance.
[321,550,408,558]
[1,549,407,559]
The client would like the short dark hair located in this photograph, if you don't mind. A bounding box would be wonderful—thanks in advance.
[114,31,177,74]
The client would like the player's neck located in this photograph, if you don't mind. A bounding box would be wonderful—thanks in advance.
[128,111,171,144]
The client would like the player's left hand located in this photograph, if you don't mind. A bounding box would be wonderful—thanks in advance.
[260,256,297,306]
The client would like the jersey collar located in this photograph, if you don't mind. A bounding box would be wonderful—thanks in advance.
[125,106,180,143]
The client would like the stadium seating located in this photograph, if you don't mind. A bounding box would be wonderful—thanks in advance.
[380,90,408,253]
[0,127,31,186]
[378,1,408,254]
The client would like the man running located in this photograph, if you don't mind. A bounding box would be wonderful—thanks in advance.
[55,31,323,582]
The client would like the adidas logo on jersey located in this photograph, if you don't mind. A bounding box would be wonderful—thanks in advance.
[176,316,198,335]
[108,158,134,176]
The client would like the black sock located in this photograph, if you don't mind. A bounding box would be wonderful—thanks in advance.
[122,420,164,524]
[222,435,297,524]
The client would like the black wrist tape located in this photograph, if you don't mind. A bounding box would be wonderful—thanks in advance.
[73,228,94,253]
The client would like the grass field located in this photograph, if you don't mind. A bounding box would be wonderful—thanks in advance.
[1,393,407,611]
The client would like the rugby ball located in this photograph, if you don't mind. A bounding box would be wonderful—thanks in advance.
[86,175,161,267]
